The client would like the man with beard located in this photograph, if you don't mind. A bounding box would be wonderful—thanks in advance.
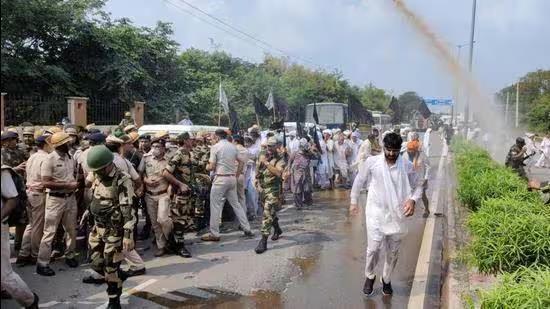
[349,132,422,296]
[36,132,80,276]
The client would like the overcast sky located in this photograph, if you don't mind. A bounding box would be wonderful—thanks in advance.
[104,0,549,99]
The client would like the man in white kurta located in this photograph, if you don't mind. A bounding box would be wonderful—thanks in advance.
[422,128,432,157]
[323,130,335,188]
[535,134,550,168]
[334,134,352,188]
[350,132,422,296]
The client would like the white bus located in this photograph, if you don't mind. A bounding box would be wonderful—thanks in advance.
[371,112,392,132]
[305,102,348,129]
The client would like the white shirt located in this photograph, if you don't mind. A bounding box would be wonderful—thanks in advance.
[1,169,19,210]
[209,139,239,175]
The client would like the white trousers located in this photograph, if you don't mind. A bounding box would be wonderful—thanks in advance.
[535,152,550,168]
[1,224,35,306]
[365,233,402,283]
[209,176,251,237]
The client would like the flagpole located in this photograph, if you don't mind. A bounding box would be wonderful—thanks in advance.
[256,113,260,127]
[218,78,222,127]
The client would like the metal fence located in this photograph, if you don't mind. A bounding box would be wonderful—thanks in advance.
[87,97,130,126]
[4,95,67,126]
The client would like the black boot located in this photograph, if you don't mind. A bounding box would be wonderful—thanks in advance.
[26,293,39,309]
[107,297,121,309]
[107,283,122,309]
[178,243,192,258]
[254,235,268,254]
[271,218,283,241]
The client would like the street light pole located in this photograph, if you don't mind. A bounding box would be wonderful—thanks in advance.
[465,0,477,125]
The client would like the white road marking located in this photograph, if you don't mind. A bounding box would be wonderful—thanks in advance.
[408,142,447,308]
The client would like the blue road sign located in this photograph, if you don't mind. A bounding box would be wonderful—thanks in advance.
[424,98,454,106]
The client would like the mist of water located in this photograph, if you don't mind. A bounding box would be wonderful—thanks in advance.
[390,0,517,160]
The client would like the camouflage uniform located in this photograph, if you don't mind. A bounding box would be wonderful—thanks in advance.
[257,151,286,236]
[165,148,195,243]
[505,144,527,179]
[118,118,135,129]
[191,143,211,224]
[88,167,135,302]
[1,147,28,168]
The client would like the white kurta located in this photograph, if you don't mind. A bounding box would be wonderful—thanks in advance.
[325,139,335,179]
[422,130,431,157]
[350,155,423,241]
[536,137,550,168]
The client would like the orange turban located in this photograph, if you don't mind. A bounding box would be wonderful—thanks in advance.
[407,140,421,152]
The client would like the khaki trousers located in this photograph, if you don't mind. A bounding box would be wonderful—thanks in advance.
[145,193,171,249]
[1,224,35,307]
[209,176,251,237]
[19,191,46,258]
[237,175,246,214]
[37,194,77,266]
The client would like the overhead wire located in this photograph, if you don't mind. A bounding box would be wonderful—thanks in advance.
[164,0,334,71]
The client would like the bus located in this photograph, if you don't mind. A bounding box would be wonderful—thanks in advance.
[371,112,392,132]
[305,102,348,129]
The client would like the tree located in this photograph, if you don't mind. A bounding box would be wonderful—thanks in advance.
[527,94,550,133]
[397,91,424,123]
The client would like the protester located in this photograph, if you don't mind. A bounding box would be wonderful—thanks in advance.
[349,132,423,296]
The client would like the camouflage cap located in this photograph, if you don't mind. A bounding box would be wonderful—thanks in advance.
[176,132,190,141]
[23,127,35,135]
[106,135,124,145]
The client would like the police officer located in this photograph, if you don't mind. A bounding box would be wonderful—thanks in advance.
[201,129,253,242]
[16,135,49,266]
[162,132,194,257]
[36,132,79,276]
[119,111,135,129]
[86,145,135,309]
[505,137,528,179]
[1,131,27,174]
[255,136,286,254]
[138,137,171,256]
[21,127,36,156]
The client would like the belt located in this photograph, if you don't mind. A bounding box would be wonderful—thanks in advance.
[48,192,74,198]
[27,188,45,193]
[146,190,168,196]
[216,174,235,177]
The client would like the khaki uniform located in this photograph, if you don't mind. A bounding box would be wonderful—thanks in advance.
[257,152,286,236]
[138,153,170,249]
[208,140,250,237]
[37,151,77,266]
[236,144,249,213]
[19,149,49,258]
[88,167,135,301]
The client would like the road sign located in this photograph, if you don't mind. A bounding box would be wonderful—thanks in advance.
[424,98,454,106]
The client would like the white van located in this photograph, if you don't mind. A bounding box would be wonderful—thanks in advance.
[137,124,229,137]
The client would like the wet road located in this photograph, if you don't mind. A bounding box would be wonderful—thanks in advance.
[3,137,444,309]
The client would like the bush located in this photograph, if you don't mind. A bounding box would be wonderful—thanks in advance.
[476,266,550,309]
[466,198,550,274]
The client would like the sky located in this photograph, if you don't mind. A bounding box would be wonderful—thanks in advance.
[104,0,549,99]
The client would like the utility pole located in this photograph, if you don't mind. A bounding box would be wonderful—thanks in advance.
[515,82,519,128]
[504,91,509,125]
[465,0,477,125]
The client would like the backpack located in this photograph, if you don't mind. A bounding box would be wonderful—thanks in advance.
[1,166,29,226]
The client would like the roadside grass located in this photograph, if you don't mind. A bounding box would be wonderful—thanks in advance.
[452,138,550,308]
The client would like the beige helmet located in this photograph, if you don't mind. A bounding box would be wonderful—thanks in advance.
[126,131,139,144]
[105,135,124,145]
[124,111,132,117]
[46,132,72,148]
[65,127,78,136]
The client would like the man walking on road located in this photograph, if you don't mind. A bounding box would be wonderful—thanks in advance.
[349,132,423,296]
[201,129,253,242]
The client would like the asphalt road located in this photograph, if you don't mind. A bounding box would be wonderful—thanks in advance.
[2,137,447,309]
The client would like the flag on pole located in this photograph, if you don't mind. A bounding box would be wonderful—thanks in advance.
[313,102,319,124]
[229,108,239,133]
[254,95,270,115]
[265,91,274,110]
[219,83,229,114]
[418,100,432,119]
[388,96,401,124]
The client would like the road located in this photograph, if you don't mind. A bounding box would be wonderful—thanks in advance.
[3,138,446,309]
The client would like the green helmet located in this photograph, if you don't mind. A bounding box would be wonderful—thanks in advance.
[87,145,114,171]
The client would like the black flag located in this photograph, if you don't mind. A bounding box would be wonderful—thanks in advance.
[389,96,401,124]
[269,118,285,130]
[229,108,240,133]
[275,97,289,120]
[254,95,270,116]
[418,100,432,119]
[313,102,319,124]
[348,94,374,125]
[296,106,304,138]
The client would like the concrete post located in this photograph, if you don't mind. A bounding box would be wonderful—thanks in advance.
[1,93,5,131]
[132,101,145,127]
[66,97,89,127]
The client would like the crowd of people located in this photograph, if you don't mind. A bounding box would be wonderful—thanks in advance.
[2,116,548,307]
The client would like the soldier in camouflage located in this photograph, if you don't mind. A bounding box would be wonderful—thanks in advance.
[162,132,194,258]
[1,131,28,174]
[21,127,37,156]
[86,145,135,309]
[191,133,211,233]
[255,136,286,254]
[118,111,136,129]
[505,137,528,179]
